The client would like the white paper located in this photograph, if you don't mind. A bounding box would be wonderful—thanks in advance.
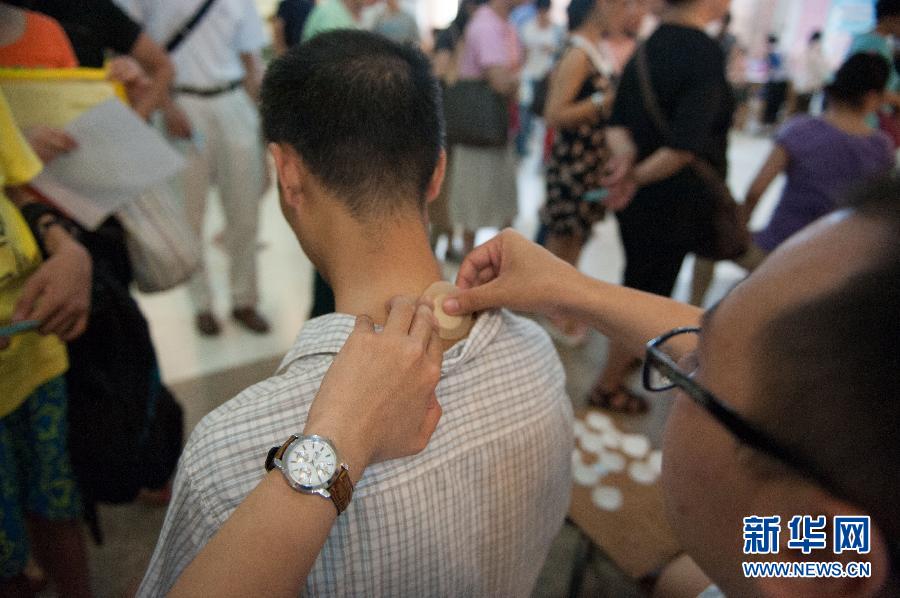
[31,99,184,230]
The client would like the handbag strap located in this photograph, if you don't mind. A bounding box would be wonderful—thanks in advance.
[634,42,671,141]
[634,42,724,189]
[165,0,218,53]
[569,35,614,80]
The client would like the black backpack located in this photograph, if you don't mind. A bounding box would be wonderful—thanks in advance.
[65,234,183,542]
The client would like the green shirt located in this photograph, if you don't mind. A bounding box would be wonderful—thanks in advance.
[301,0,357,41]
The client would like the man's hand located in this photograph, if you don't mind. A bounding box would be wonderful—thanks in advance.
[163,102,193,139]
[107,55,154,118]
[24,126,77,163]
[599,153,637,211]
[303,297,444,475]
[442,229,579,319]
[13,232,92,342]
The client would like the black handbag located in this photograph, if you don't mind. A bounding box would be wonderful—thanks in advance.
[634,44,749,261]
[442,79,509,147]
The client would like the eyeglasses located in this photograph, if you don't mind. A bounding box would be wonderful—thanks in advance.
[644,327,900,566]
[642,327,834,491]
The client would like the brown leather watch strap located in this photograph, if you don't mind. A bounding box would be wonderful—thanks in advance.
[265,435,298,471]
[329,466,353,515]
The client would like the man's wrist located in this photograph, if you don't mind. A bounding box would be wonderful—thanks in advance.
[301,417,370,485]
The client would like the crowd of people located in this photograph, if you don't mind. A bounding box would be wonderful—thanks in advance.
[0,0,897,596]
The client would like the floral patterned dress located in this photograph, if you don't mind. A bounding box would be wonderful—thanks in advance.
[541,37,616,239]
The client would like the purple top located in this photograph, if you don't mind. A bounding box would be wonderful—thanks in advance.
[755,116,894,252]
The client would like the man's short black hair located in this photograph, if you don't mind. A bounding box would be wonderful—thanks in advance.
[753,174,900,583]
[877,0,900,20]
[260,30,444,220]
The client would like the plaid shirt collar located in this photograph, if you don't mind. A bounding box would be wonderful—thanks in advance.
[277,310,504,377]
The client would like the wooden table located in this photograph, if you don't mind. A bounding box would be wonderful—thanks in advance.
[567,408,681,591]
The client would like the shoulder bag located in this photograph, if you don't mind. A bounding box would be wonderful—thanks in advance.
[441,28,509,147]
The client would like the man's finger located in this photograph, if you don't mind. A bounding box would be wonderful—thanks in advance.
[384,296,416,335]
[60,315,88,342]
[409,304,437,350]
[39,309,70,338]
[12,272,48,321]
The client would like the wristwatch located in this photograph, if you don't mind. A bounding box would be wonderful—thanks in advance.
[590,91,606,111]
[265,434,354,515]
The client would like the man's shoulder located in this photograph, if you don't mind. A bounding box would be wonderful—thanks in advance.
[182,360,324,466]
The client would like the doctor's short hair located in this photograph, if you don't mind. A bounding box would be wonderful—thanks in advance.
[260,30,444,220]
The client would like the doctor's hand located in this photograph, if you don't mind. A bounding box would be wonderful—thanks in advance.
[303,297,444,475]
[443,229,580,319]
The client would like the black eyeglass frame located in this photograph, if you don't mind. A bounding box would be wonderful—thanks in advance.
[643,327,833,485]
[643,326,900,566]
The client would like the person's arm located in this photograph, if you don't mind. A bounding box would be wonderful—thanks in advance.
[272,17,289,57]
[240,52,264,103]
[484,65,519,98]
[126,33,175,119]
[631,147,694,188]
[167,298,443,598]
[443,229,702,358]
[3,188,92,347]
[742,145,787,224]
[543,49,612,129]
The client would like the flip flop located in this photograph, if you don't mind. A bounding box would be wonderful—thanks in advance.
[587,384,648,414]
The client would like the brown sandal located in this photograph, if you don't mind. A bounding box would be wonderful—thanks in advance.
[587,385,648,414]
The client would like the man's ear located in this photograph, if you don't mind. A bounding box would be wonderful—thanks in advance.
[425,148,447,205]
[268,142,307,211]
[753,485,890,598]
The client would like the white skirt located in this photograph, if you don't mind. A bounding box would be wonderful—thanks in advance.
[448,144,518,230]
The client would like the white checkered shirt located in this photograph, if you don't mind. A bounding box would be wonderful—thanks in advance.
[138,309,573,597]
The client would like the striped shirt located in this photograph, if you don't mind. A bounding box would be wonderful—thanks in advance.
[138,309,573,597]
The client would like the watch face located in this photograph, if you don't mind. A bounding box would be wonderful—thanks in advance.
[283,436,338,490]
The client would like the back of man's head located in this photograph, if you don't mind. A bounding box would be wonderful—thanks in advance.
[755,175,900,587]
[260,30,443,220]
[877,0,900,21]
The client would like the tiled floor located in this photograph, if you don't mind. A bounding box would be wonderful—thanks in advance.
[74,131,781,597]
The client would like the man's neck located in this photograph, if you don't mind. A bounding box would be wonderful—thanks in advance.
[324,216,444,325]
[663,4,712,31]
[342,0,364,20]
[488,0,512,20]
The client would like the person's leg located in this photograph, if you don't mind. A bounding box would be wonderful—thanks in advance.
[689,257,716,307]
[735,242,768,272]
[515,102,534,157]
[212,90,268,332]
[590,222,689,412]
[26,518,90,598]
[175,95,218,333]
[21,378,90,598]
[544,230,584,266]
[0,405,33,597]
[462,229,476,256]
[544,229,589,340]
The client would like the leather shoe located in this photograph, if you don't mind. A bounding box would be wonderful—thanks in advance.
[232,307,270,334]
[196,312,221,336]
